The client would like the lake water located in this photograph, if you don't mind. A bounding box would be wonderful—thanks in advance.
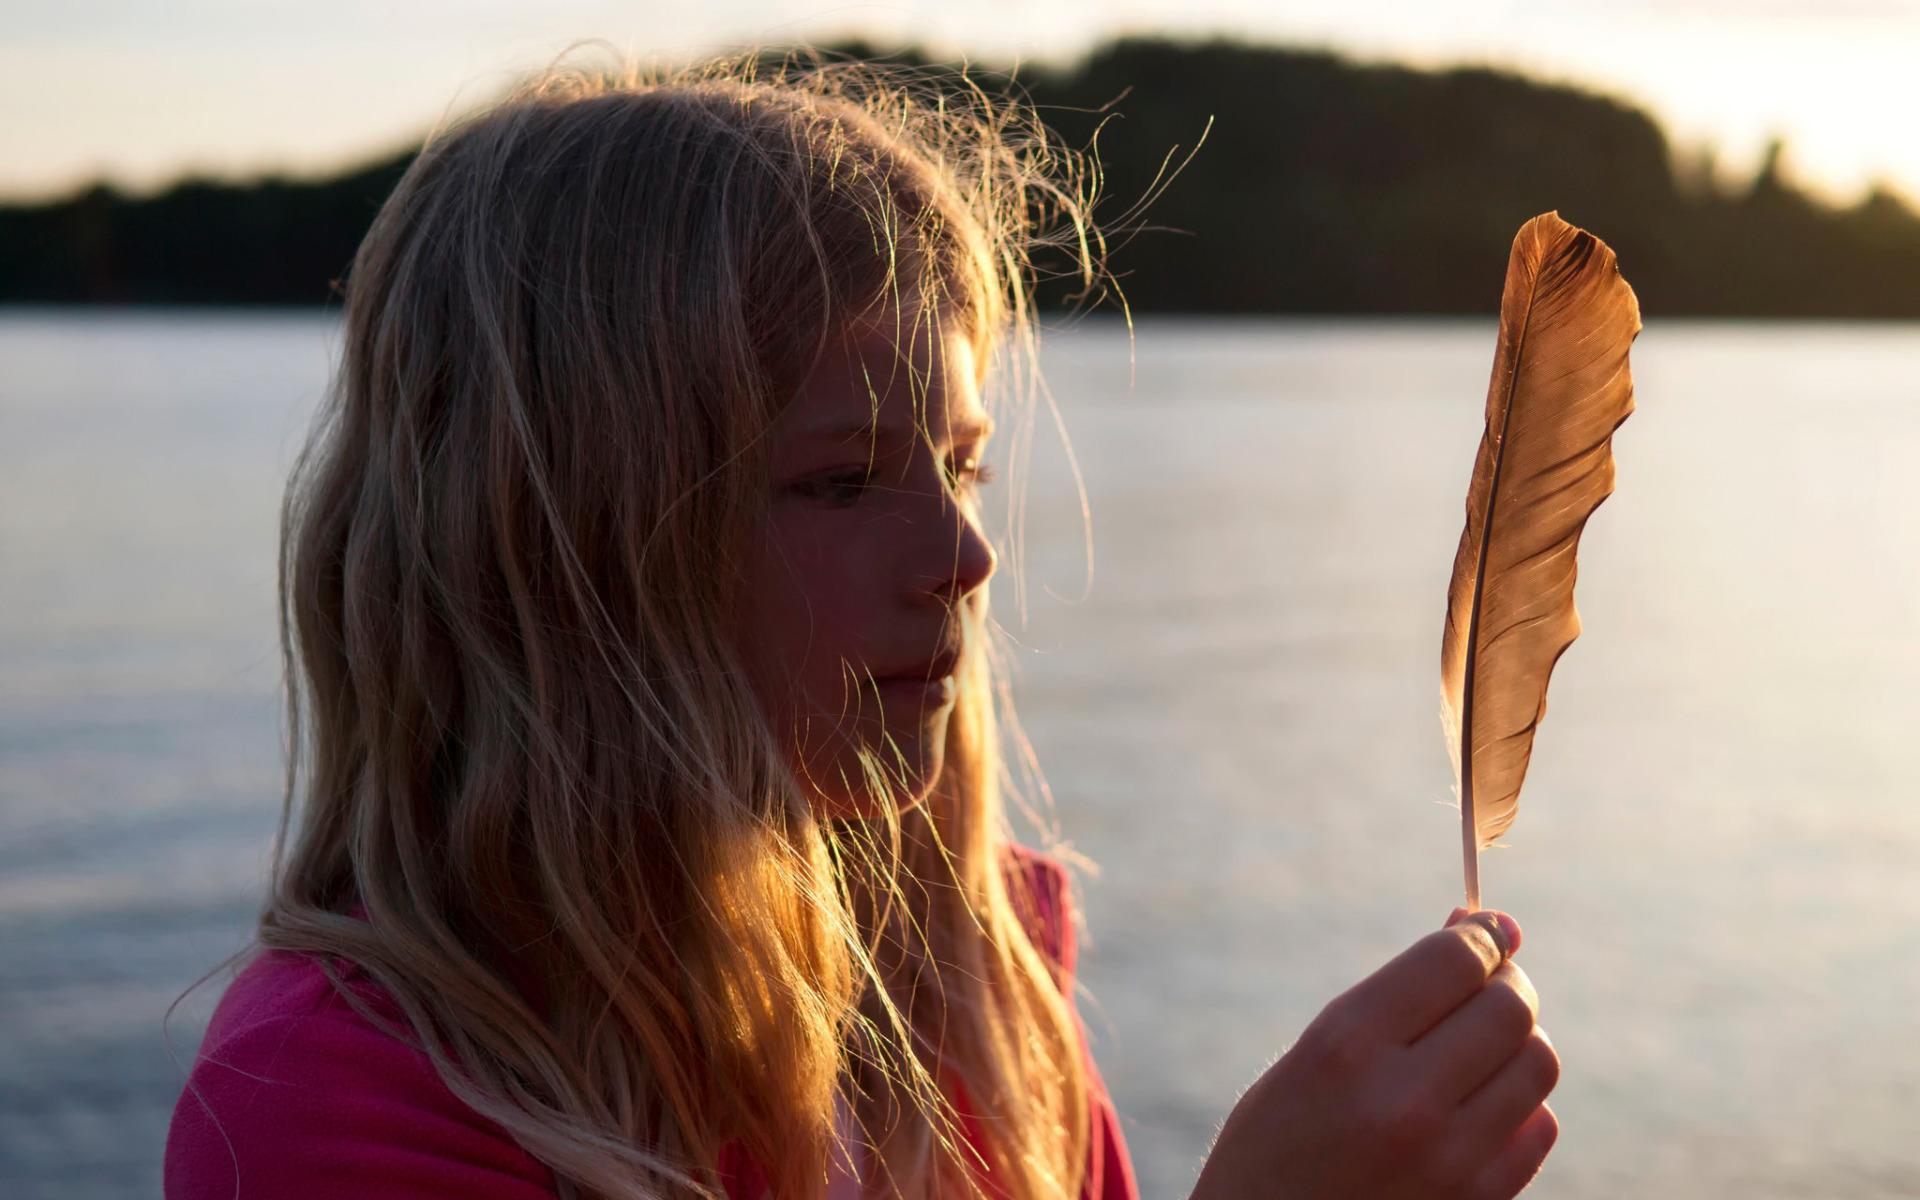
[3,312,1918,1199]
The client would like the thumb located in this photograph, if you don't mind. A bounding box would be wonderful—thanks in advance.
[1443,906,1522,957]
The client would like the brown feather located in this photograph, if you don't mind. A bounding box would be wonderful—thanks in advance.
[1441,212,1640,911]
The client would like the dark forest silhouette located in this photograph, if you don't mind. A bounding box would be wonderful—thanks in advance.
[6,38,1920,315]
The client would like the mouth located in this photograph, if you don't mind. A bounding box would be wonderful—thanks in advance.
[869,649,961,711]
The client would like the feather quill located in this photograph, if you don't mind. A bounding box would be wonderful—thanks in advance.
[1442,212,1640,911]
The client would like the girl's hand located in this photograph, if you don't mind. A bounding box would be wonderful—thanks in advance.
[1189,911,1558,1200]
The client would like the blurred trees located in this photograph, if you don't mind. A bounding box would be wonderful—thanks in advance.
[1020,40,1920,315]
[5,38,1920,315]
[0,155,411,305]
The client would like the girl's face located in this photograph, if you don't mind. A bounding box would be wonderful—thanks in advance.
[738,312,997,818]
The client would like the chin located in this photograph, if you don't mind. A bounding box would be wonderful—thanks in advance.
[805,717,948,821]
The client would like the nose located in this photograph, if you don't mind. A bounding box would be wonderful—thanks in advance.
[910,492,997,606]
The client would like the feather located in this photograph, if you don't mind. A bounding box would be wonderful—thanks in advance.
[1441,212,1640,911]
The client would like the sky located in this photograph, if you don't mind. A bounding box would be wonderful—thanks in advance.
[6,0,1920,204]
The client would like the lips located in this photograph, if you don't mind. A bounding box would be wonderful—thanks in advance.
[869,649,961,709]
[876,648,960,685]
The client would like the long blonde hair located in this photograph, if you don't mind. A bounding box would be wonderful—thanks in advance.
[265,54,1100,1200]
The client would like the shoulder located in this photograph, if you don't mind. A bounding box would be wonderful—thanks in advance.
[166,948,555,1200]
[1001,847,1141,1200]
[1003,843,1079,979]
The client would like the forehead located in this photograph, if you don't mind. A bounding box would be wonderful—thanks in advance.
[777,317,992,445]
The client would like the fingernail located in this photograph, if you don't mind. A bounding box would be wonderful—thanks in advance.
[1444,907,1469,928]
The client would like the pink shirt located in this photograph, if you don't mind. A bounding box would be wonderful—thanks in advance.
[166,850,1137,1200]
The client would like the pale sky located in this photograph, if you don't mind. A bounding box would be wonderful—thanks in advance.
[6,0,1920,203]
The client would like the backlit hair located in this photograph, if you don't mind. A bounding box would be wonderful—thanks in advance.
[263,53,1100,1200]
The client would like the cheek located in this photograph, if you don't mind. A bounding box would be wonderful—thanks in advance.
[733,511,955,818]
[737,513,881,719]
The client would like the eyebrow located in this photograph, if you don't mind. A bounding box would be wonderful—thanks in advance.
[788,414,996,447]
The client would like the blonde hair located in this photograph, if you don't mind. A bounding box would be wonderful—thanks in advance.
[264,54,1101,1200]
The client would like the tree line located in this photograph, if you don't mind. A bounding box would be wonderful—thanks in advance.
[5,38,1918,316]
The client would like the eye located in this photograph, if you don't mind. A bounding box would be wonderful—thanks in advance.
[788,467,875,508]
[947,454,996,490]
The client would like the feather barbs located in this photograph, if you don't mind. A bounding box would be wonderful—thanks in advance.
[1441,212,1640,911]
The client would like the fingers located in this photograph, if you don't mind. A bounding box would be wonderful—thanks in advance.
[1471,1103,1559,1200]
[1408,960,1541,1101]
[1460,1026,1558,1142]
[1325,912,1521,1046]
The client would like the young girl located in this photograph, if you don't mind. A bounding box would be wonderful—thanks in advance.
[166,57,1558,1200]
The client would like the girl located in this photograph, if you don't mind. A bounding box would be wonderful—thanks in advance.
[167,57,1558,1200]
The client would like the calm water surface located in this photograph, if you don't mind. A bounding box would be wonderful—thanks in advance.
[3,312,1918,1198]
